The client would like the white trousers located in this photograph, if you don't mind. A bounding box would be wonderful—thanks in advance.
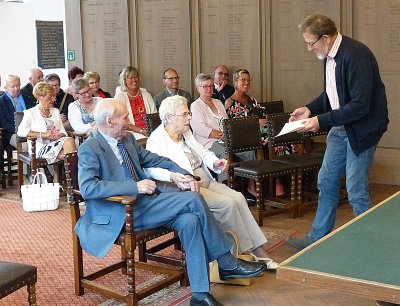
[194,168,267,253]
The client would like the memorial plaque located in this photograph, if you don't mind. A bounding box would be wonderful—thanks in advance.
[270,0,340,111]
[36,21,65,69]
[81,0,130,94]
[199,0,261,100]
[353,0,400,149]
[136,0,191,97]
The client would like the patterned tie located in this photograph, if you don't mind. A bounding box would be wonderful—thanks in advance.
[117,142,139,181]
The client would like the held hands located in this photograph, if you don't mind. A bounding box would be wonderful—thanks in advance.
[289,107,320,133]
[137,179,157,194]
[170,173,200,193]
[44,126,64,140]
[213,159,228,172]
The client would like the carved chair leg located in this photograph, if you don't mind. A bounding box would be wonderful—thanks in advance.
[27,283,37,306]
[297,172,303,217]
[255,179,263,226]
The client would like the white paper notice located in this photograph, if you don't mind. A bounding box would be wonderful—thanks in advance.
[276,120,308,137]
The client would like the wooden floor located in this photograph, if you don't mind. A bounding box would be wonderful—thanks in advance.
[179,183,400,306]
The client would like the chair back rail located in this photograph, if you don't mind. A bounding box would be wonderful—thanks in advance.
[144,113,161,136]
[259,100,284,114]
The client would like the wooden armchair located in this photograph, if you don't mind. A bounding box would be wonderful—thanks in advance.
[222,116,297,226]
[0,127,18,189]
[64,151,188,305]
[14,112,63,193]
[265,112,324,216]
[0,261,37,305]
[259,100,284,114]
[144,113,161,136]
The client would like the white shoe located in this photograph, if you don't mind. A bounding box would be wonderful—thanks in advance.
[250,253,279,270]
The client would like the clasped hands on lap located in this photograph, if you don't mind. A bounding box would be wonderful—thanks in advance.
[138,173,200,194]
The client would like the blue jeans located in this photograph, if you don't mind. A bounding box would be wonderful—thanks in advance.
[308,126,376,242]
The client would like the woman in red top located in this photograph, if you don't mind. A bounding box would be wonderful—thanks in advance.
[84,71,111,99]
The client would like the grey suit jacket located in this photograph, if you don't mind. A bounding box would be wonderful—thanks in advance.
[75,131,190,257]
[154,88,192,110]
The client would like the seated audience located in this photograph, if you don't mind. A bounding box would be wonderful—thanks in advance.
[225,68,292,196]
[145,96,278,269]
[212,65,235,104]
[45,73,75,131]
[115,66,156,139]
[68,77,102,135]
[65,66,84,100]
[153,68,192,110]
[20,67,44,100]
[0,74,35,148]
[76,98,265,306]
[190,73,256,198]
[17,82,76,163]
[83,71,111,98]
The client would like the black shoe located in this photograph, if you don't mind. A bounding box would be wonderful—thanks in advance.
[190,293,224,306]
[218,258,265,280]
[243,190,256,202]
[376,301,400,306]
[286,235,313,250]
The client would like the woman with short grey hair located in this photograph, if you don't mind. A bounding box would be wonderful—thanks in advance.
[145,95,278,269]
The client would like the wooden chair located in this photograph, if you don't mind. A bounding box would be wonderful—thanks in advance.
[0,128,4,189]
[259,100,284,114]
[144,113,161,136]
[14,112,63,193]
[265,112,324,216]
[0,261,37,305]
[64,151,188,305]
[222,116,297,226]
[0,127,18,189]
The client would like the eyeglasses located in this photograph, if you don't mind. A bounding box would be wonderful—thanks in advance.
[237,78,252,82]
[305,35,323,47]
[164,76,180,81]
[170,111,192,117]
[78,88,92,96]
[216,71,229,77]
[199,85,214,89]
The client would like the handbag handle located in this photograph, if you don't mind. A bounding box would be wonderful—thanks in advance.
[32,171,48,185]
[225,230,240,256]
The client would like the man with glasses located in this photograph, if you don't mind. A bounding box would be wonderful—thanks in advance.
[20,67,44,100]
[286,14,389,250]
[212,65,234,104]
[45,73,75,131]
[154,68,192,110]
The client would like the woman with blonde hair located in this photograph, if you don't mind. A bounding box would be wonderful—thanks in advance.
[83,71,111,98]
[17,82,76,163]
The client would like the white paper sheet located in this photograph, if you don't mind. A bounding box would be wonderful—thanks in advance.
[276,120,308,137]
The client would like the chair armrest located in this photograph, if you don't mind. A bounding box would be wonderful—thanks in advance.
[104,195,136,205]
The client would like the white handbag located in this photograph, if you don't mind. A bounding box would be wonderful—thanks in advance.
[21,171,60,212]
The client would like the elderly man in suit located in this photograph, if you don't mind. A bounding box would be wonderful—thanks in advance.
[76,98,265,306]
[0,74,35,148]
[154,68,192,110]
[20,67,44,100]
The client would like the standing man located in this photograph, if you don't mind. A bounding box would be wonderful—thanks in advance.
[286,14,389,250]
[154,68,192,110]
[0,75,35,148]
[76,98,265,306]
[20,67,44,99]
[212,65,234,104]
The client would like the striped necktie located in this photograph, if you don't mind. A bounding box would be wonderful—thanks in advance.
[117,142,139,181]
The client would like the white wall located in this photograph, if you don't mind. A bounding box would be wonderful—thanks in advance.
[0,0,69,90]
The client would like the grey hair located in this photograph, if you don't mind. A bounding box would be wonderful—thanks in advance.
[158,95,188,123]
[28,67,43,76]
[119,66,140,92]
[72,77,89,94]
[94,98,125,126]
[194,73,213,88]
[298,14,337,37]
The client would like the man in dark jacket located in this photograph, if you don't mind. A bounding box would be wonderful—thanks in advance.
[20,67,44,100]
[286,14,389,250]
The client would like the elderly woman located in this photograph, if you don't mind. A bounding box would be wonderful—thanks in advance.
[226,68,292,195]
[68,77,102,135]
[83,71,111,99]
[65,66,84,100]
[115,66,156,140]
[17,82,76,163]
[145,95,278,269]
[190,73,257,198]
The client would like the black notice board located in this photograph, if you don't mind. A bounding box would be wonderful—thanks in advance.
[36,20,65,69]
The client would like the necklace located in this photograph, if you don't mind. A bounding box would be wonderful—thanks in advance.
[38,106,51,118]
[127,90,140,98]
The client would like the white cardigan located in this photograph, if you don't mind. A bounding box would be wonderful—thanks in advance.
[17,105,67,154]
[115,88,156,140]
[144,124,221,181]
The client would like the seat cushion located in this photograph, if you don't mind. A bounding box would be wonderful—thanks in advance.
[0,261,37,298]
[234,160,296,179]
[115,227,173,246]
[274,153,323,170]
